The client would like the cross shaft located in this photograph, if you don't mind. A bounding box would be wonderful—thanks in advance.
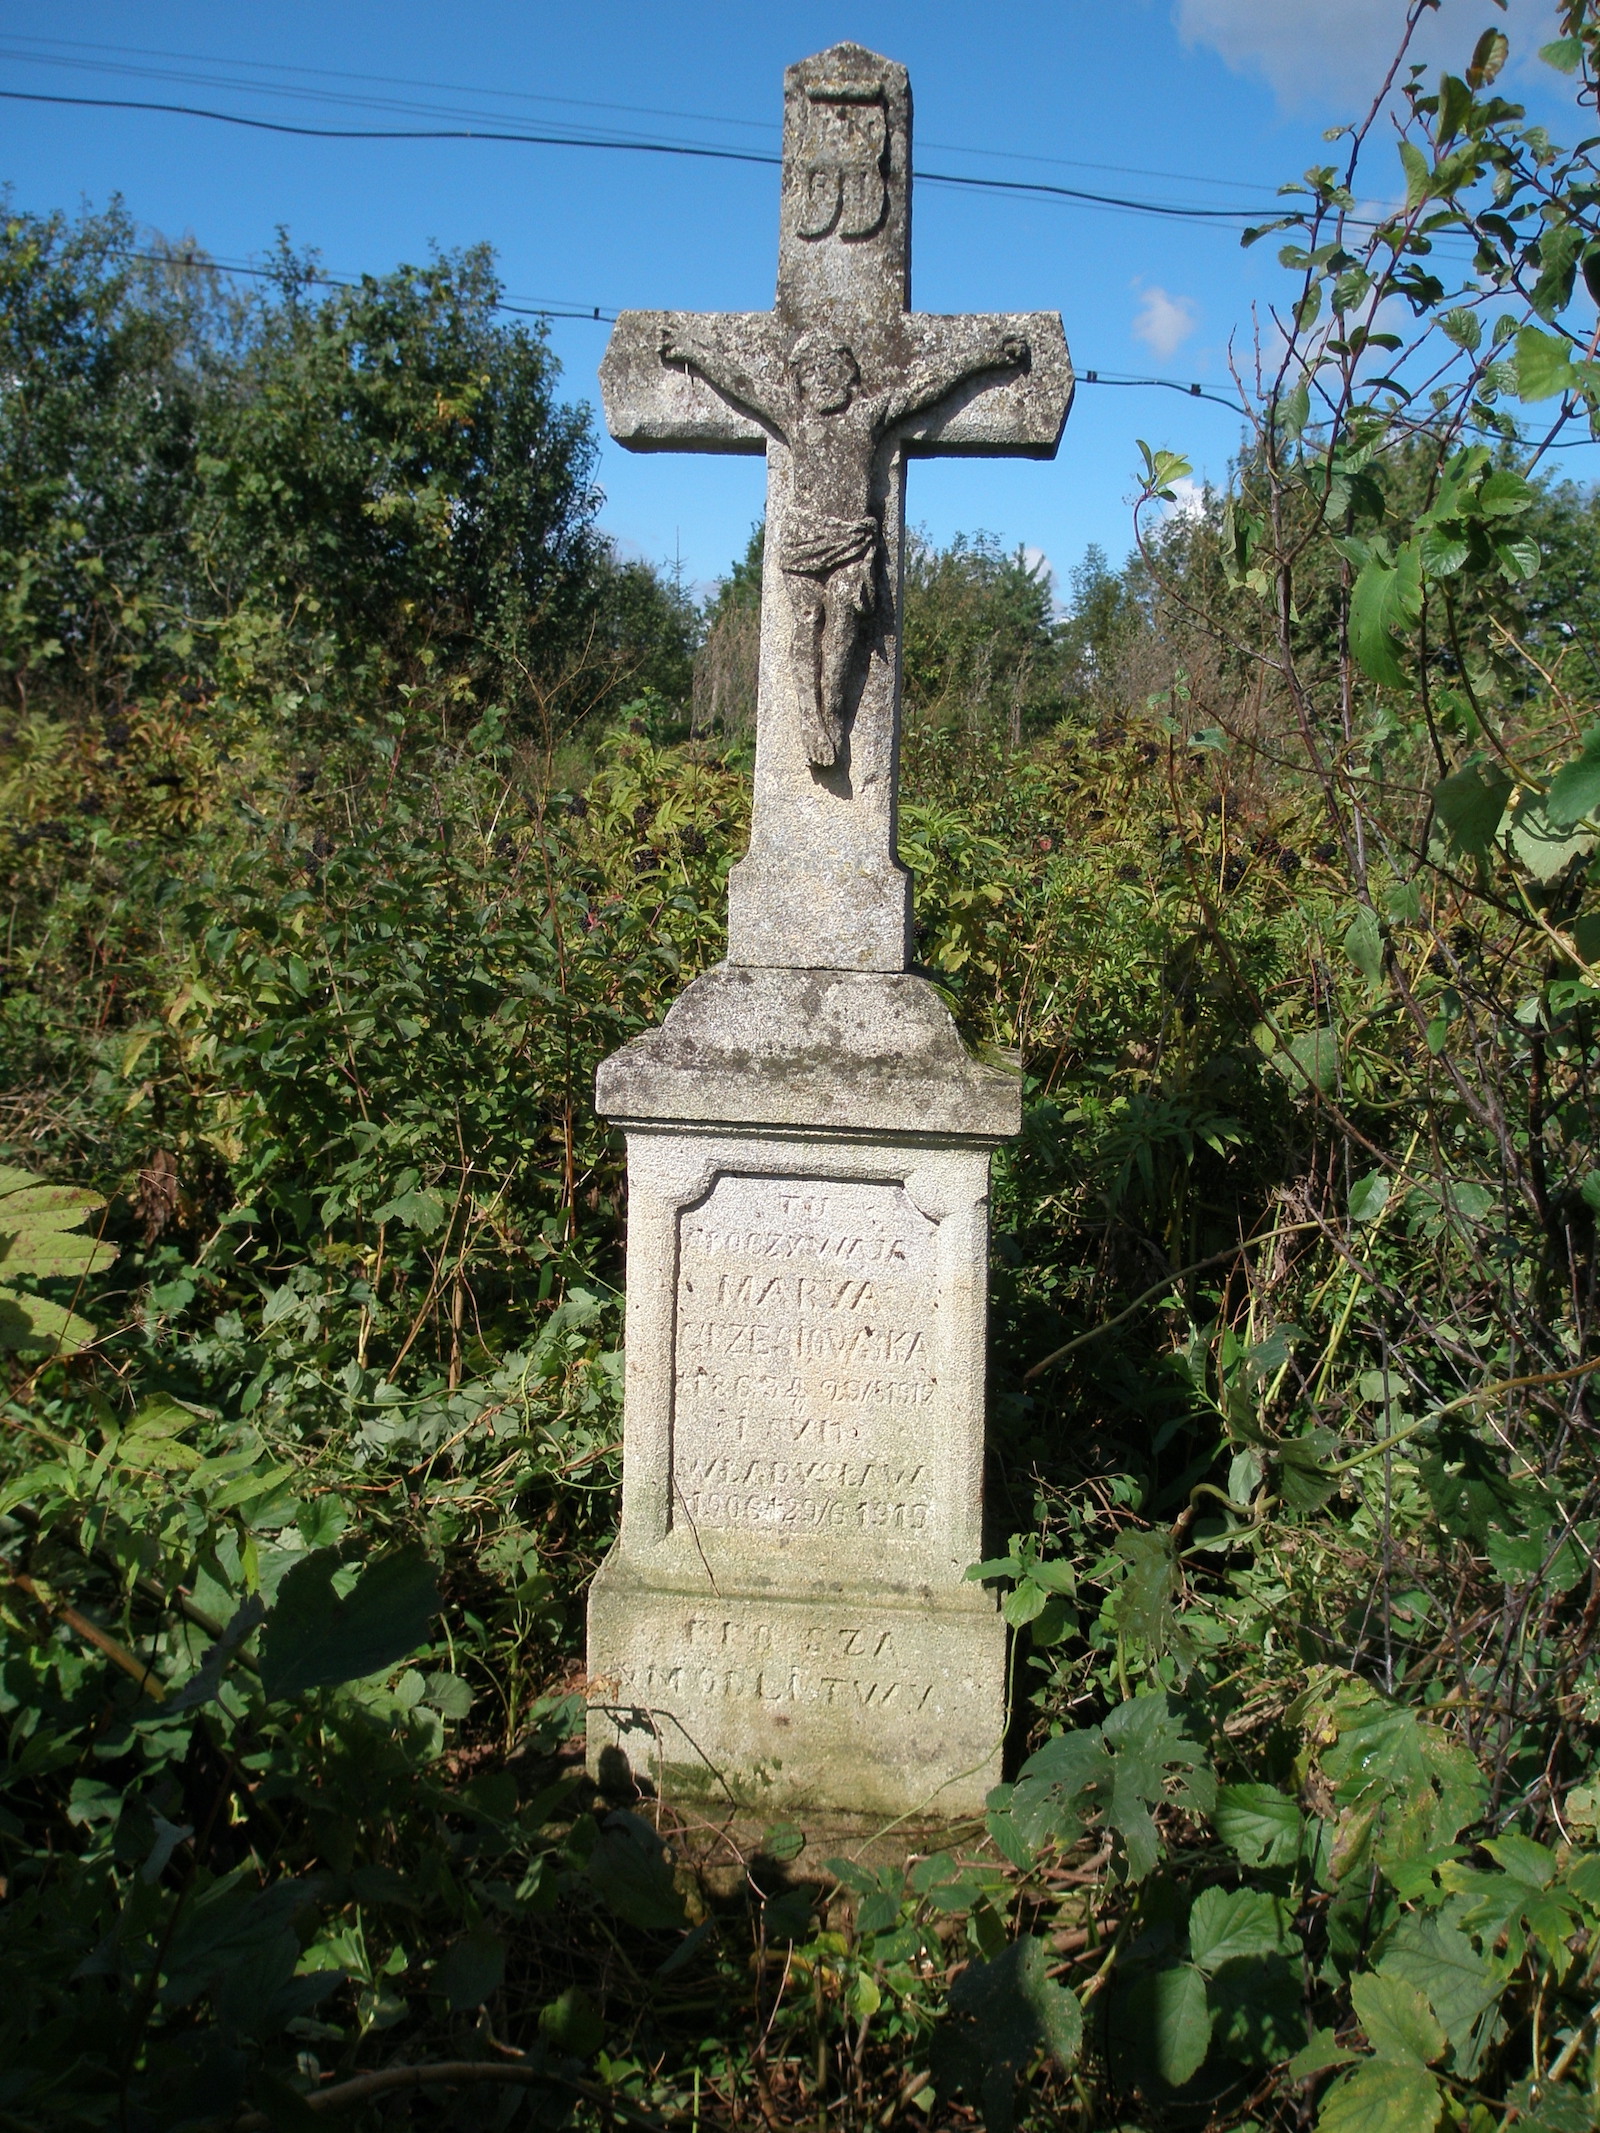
[600,43,1073,971]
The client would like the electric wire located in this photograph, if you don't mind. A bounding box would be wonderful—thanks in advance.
[0,31,1286,198]
[0,86,1276,226]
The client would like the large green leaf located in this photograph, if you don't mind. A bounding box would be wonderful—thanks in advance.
[931,1936,1082,2133]
[1189,1886,1295,1972]
[435,1925,505,2010]
[1546,725,1600,826]
[1351,1973,1445,2067]
[1432,762,1512,858]
[1506,796,1595,883]
[587,1811,687,1931]
[1516,324,1575,401]
[1350,542,1422,687]
[0,1284,99,1356]
[1379,1913,1505,2077]
[0,1168,113,1352]
[1273,1026,1339,1095]
[1214,1783,1304,1867]
[0,1176,108,1238]
[1126,1961,1211,2087]
[1005,1694,1212,1881]
[1102,1693,1217,1879]
[1317,2058,1443,2132]
[1344,907,1383,985]
[258,1545,439,1698]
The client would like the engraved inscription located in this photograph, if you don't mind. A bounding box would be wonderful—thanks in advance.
[672,1177,938,1541]
[795,83,888,243]
[615,1614,936,1712]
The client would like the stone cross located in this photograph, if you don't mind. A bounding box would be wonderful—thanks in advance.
[600,41,1073,971]
[587,44,1071,1822]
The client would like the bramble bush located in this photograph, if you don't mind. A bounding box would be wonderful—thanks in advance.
[14,5,1600,2127]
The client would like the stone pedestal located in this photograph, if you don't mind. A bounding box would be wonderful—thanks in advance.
[586,967,1019,1817]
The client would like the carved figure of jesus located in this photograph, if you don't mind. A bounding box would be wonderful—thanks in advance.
[659,324,1030,767]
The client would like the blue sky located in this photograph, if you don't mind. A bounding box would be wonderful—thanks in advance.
[0,0,1582,603]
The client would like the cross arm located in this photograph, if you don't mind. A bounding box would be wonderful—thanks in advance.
[600,310,785,455]
[894,312,1074,460]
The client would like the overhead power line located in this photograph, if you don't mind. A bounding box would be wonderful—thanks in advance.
[83,248,1600,452]
[122,245,1253,408]
[0,86,1269,226]
[0,30,1286,198]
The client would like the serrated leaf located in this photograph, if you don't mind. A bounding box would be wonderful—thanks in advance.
[1349,1172,1390,1223]
[421,1670,474,1720]
[0,1284,99,1355]
[0,1226,114,1279]
[761,1820,805,1862]
[1398,140,1431,209]
[1215,1783,1304,1867]
[1483,1831,1558,1888]
[1350,543,1422,687]
[1432,762,1512,858]
[0,1180,106,1234]
[1003,1580,1047,1627]
[932,1936,1082,2133]
[1547,727,1600,826]
[1564,1853,1600,1909]
[1517,325,1575,402]
[1379,1913,1505,2077]
[1351,1972,1446,2066]
[986,1804,1035,1872]
[258,1545,439,1698]
[1317,2057,1442,2132]
[1188,1886,1295,1972]
[1291,2028,1359,2079]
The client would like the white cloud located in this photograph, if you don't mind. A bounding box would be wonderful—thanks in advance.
[1133,284,1200,359]
[1021,544,1065,615]
[1164,475,1209,522]
[1173,0,1554,111]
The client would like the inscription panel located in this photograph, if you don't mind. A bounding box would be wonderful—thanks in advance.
[620,1611,935,1714]
[671,1175,939,1545]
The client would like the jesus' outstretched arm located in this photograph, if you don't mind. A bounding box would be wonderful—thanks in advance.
[877,331,1031,432]
[657,324,790,438]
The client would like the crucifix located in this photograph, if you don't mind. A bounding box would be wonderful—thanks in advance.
[600,42,1074,973]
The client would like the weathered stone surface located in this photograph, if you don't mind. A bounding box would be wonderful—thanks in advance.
[586,41,1067,1820]
[595,965,1021,1139]
[598,40,1072,973]
[587,1128,1008,1812]
[588,1574,1004,1816]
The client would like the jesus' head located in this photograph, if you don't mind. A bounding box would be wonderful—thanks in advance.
[792,332,860,414]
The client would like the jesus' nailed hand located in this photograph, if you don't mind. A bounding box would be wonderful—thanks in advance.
[658,323,1031,769]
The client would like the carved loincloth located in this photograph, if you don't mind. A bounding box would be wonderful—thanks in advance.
[779,511,878,579]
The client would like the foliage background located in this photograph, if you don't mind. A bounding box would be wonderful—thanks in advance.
[12,8,1600,2126]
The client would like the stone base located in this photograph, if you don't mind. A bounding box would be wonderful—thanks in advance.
[587,964,1020,1824]
[587,1558,1005,1818]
